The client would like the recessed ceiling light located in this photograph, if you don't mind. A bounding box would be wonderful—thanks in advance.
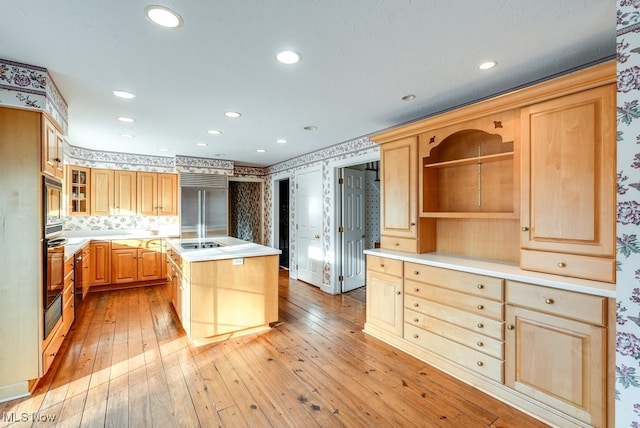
[196,143,208,147]
[207,129,222,135]
[276,139,287,144]
[120,133,135,138]
[478,61,497,70]
[276,50,302,65]
[159,148,170,152]
[303,125,317,131]
[117,116,135,123]
[224,111,241,118]
[113,90,136,99]
[401,94,416,101]
[144,5,183,28]
[256,149,266,153]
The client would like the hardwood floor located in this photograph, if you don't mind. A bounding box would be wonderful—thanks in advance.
[1,271,548,427]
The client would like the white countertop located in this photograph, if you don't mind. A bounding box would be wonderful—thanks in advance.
[364,248,616,298]
[165,237,281,262]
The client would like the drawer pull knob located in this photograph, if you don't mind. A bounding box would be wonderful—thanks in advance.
[394,242,400,246]
[413,270,419,275]
[413,287,420,292]
[413,303,419,308]
[557,262,566,268]
[396,291,401,295]
[507,324,514,330]
[477,341,484,347]
[545,298,554,305]
[477,284,484,289]
[476,361,484,367]
[413,318,419,323]
[413,334,419,339]
[477,323,484,328]
[521,226,529,232]
[477,304,484,310]
[380,264,384,268]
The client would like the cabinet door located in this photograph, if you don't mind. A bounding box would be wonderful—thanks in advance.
[111,248,138,284]
[82,247,91,298]
[137,248,163,281]
[520,85,615,258]
[66,165,91,216]
[90,169,114,216]
[380,136,417,239]
[42,116,63,178]
[157,173,178,216]
[505,305,605,427]
[137,172,158,216]
[90,241,111,285]
[114,170,137,216]
[366,270,403,336]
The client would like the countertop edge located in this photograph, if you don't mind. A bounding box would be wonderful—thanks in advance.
[364,249,616,298]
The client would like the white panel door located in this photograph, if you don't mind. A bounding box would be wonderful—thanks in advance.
[341,168,365,292]
[296,168,323,287]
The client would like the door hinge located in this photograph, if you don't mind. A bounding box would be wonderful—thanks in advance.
[338,177,344,185]
[339,275,344,282]
[338,226,344,233]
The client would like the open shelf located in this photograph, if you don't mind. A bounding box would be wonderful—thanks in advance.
[421,211,518,219]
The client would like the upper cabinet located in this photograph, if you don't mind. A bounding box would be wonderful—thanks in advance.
[114,170,137,216]
[90,168,114,216]
[66,165,90,216]
[520,84,616,282]
[137,172,178,216]
[42,115,64,179]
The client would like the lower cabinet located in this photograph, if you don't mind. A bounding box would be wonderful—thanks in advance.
[365,255,403,337]
[505,281,607,427]
[364,255,611,428]
[110,239,165,285]
[90,240,111,286]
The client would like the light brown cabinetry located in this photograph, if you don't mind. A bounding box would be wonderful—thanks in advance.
[520,84,616,283]
[111,239,164,284]
[90,240,111,286]
[90,168,114,216]
[404,264,504,382]
[66,165,90,215]
[379,137,433,253]
[81,245,91,298]
[365,255,404,336]
[42,115,64,179]
[114,170,137,215]
[137,172,178,216]
[505,281,607,427]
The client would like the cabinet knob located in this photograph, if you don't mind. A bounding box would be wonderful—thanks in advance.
[477,284,484,289]
[413,270,419,275]
[410,222,416,226]
[507,324,515,330]
[476,361,484,367]
[477,304,484,310]
[379,263,384,268]
[396,291,401,295]
[545,298,554,305]
[413,303,419,308]
[413,287,420,292]
[413,318,419,323]
[476,323,484,328]
[557,262,566,268]
[477,341,484,347]
[413,334,419,339]
[394,242,400,246]
[521,226,529,232]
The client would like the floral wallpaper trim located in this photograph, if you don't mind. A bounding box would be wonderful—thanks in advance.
[616,1,640,427]
[175,155,234,174]
[64,215,178,232]
[65,144,175,171]
[234,166,268,177]
[0,58,68,133]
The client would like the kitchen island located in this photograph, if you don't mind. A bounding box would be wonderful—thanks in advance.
[164,237,281,345]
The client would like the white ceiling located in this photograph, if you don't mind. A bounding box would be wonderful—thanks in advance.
[0,1,615,167]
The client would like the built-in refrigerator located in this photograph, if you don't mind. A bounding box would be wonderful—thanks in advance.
[180,173,229,239]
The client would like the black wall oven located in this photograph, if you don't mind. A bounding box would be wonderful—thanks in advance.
[43,176,66,340]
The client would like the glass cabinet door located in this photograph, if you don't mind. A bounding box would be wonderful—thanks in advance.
[66,165,90,215]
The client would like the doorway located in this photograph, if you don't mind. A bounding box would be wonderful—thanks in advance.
[278,178,290,269]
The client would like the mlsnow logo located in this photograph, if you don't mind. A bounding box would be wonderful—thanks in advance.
[1,412,57,423]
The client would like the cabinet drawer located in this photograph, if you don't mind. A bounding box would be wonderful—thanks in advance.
[405,279,503,320]
[42,323,64,374]
[520,249,615,283]
[366,255,403,277]
[405,323,503,382]
[112,238,163,250]
[404,263,503,300]
[506,281,606,326]
[405,294,503,340]
[380,236,417,252]
[405,309,504,359]
[64,257,74,276]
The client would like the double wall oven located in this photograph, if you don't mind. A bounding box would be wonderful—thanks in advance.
[43,176,66,340]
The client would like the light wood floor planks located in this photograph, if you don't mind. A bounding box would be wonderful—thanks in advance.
[0,271,548,427]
